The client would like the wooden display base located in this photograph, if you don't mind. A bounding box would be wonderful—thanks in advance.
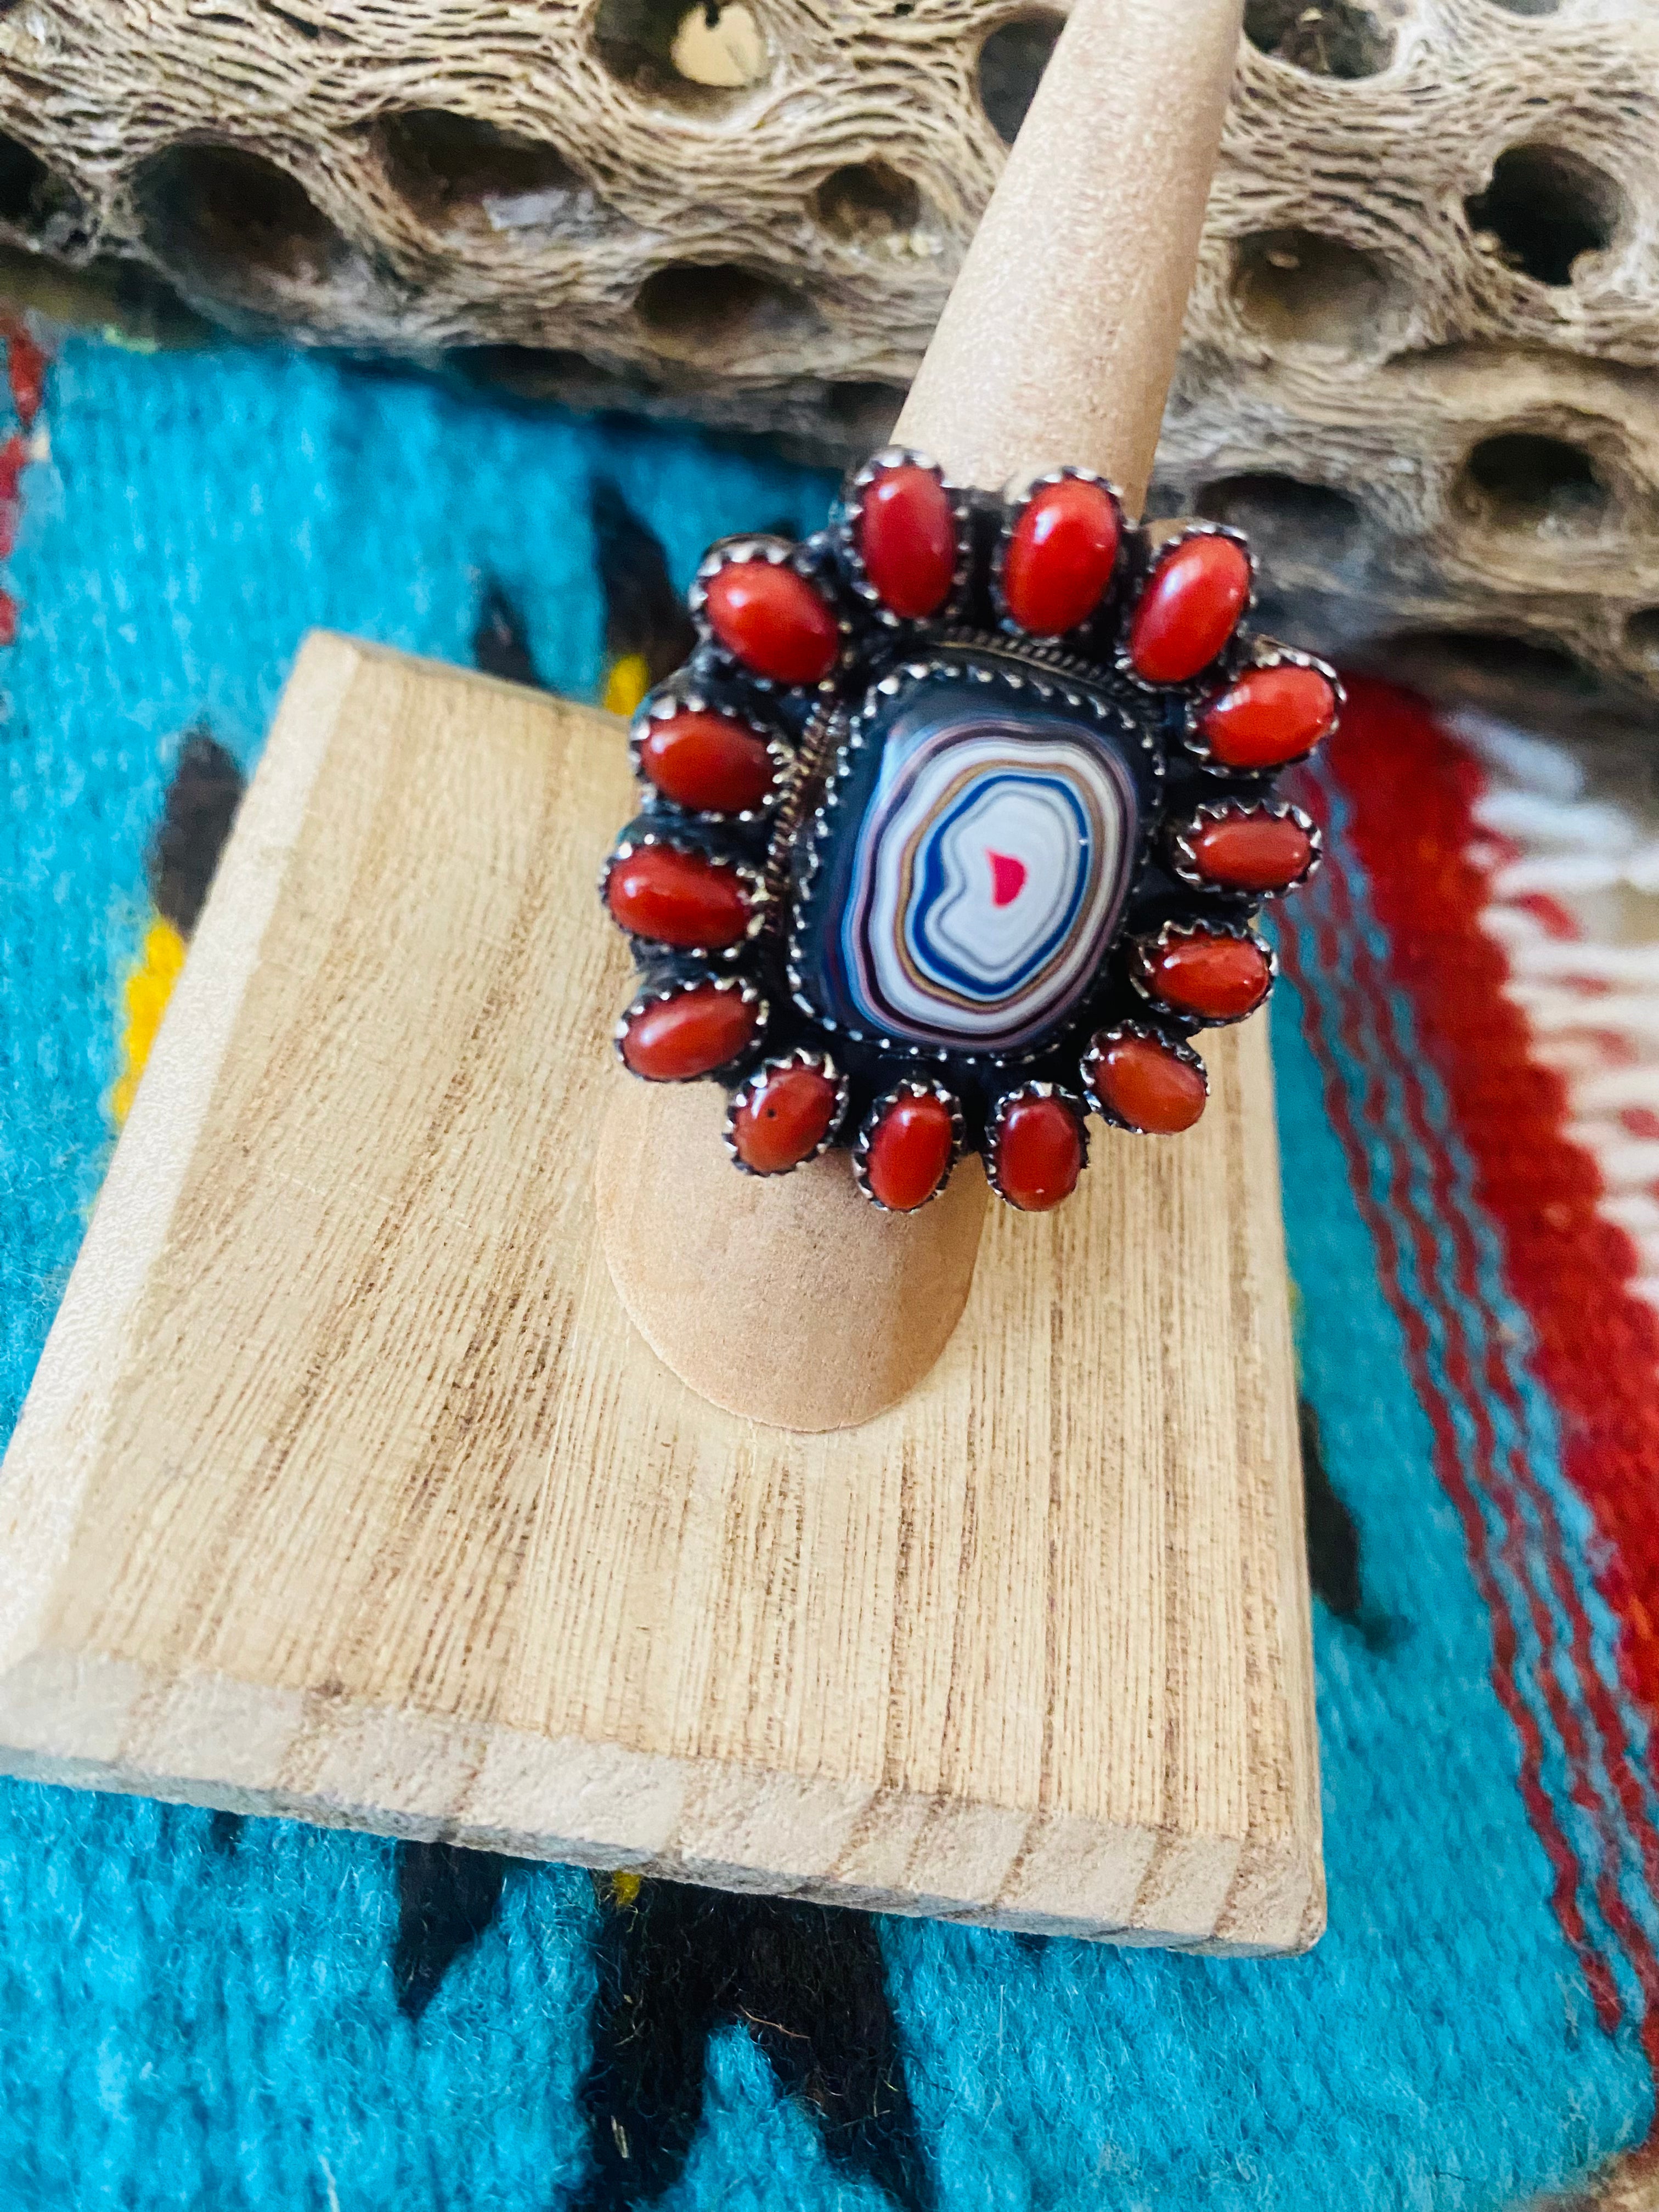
[0,635,1323,1953]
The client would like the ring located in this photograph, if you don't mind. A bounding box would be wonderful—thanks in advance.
[602,448,1339,1214]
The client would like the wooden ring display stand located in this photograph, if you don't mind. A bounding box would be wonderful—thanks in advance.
[0,0,1324,1953]
[598,0,1248,1431]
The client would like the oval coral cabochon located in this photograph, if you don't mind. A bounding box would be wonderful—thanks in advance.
[795,664,1144,1054]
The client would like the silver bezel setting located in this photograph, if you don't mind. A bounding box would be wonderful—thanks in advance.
[836,446,973,630]
[1127,916,1278,1028]
[722,1047,850,1176]
[629,687,794,825]
[1080,1019,1210,1133]
[991,465,1127,641]
[850,1080,967,1211]
[600,832,768,962]
[1180,640,1346,777]
[983,1080,1090,1210]
[1116,521,1256,693]
[1166,799,1323,897]
[613,974,769,1083]
[686,534,850,693]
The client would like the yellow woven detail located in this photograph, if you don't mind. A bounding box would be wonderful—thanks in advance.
[608,1870,642,1908]
[603,653,650,718]
[110,916,187,1127]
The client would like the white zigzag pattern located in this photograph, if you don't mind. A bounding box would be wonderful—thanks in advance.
[1453,707,1659,1316]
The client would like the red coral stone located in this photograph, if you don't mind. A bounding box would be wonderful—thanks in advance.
[864,1091,954,1211]
[1087,1033,1207,1133]
[1129,534,1251,684]
[992,1093,1084,1211]
[621,984,760,1080]
[605,844,751,949]
[639,710,776,814]
[731,1062,841,1174]
[856,465,957,620]
[1001,477,1121,636]
[1143,929,1272,1020]
[1186,811,1313,893]
[703,560,839,685]
[1197,662,1337,769]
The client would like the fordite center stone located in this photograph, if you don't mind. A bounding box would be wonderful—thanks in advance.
[793,661,1147,1056]
[603,448,1337,1214]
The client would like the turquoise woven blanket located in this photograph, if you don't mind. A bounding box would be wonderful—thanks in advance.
[3,326,1658,2210]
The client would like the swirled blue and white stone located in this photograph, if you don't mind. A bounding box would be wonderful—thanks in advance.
[828,697,1137,1053]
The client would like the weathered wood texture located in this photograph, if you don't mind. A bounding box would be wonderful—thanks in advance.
[0,633,1322,1951]
[5,0,1659,694]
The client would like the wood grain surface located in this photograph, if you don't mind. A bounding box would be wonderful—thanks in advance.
[0,633,1322,1951]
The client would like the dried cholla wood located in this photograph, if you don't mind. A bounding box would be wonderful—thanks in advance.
[2,0,1657,693]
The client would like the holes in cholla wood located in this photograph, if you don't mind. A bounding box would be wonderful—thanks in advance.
[0,130,89,253]
[1466,143,1627,289]
[455,342,898,464]
[812,161,923,244]
[377,110,609,240]
[1455,431,1613,537]
[1363,629,1598,731]
[1243,0,1396,78]
[823,378,905,450]
[634,261,823,366]
[0,133,52,223]
[132,142,350,315]
[593,0,769,111]
[256,0,326,37]
[1625,608,1659,674]
[670,0,766,87]
[976,12,1064,146]
[1196,473,1366,578]
[0,250,209,348]
[1231,229,1408,357]
[456,345,634,408]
